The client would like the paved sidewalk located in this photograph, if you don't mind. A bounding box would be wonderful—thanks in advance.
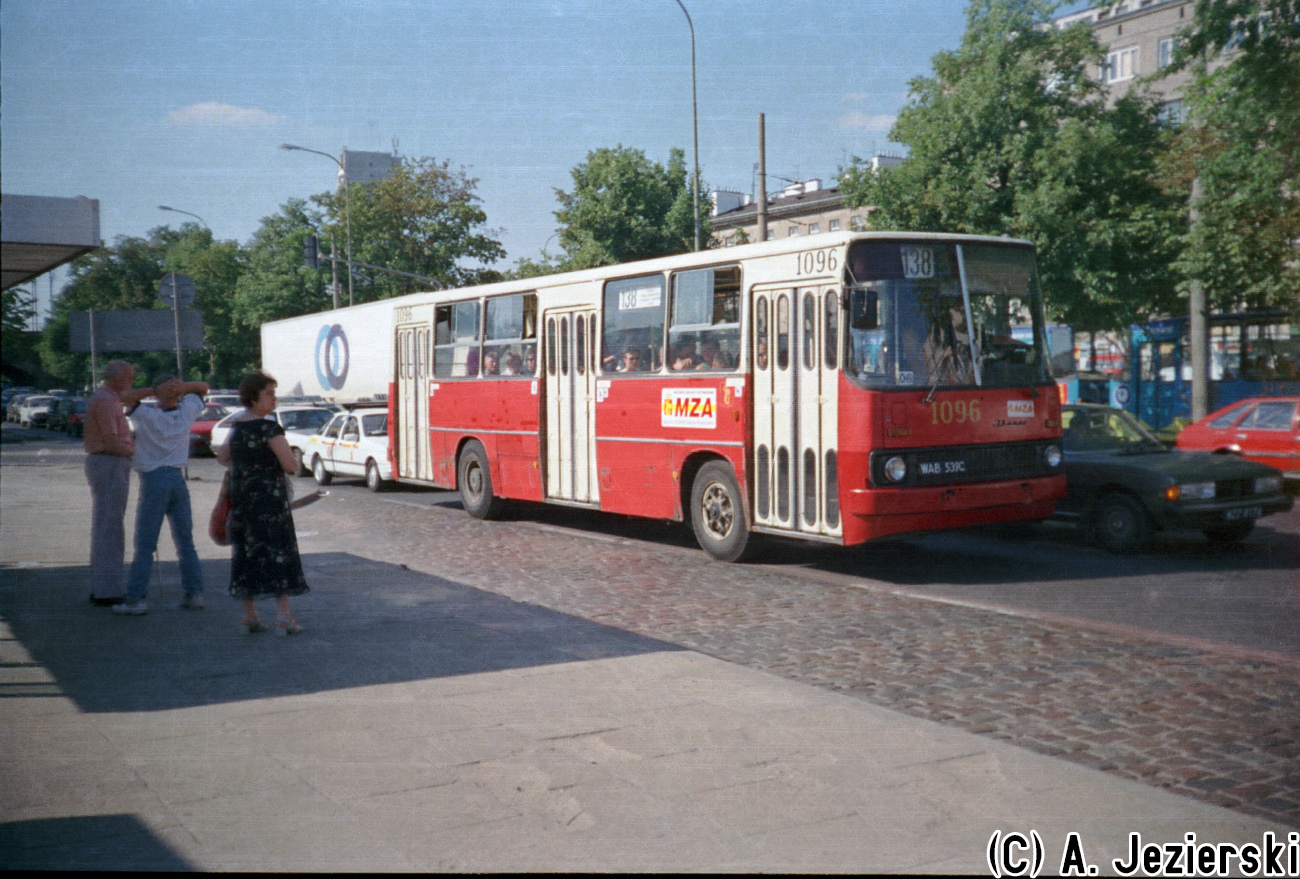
[0,447,1292,871]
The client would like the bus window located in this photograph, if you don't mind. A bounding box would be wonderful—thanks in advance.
[755,296,769,370]
[547,318,557,377]
[603,274,665,375]
[576,315,586,375]
[776,295,790,371]
[802,292,816,370]
[824,291,839,370]
[433,300,481,378]
[668,266,741,371]
[485,292,537,377]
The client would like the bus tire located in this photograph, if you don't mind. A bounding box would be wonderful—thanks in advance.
[458,441,503,520]
[1092,493,1150,553]
[365,459,384,493]
[690,461,759,562]
[312,455,332,486]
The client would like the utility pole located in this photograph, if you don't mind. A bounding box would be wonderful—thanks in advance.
[757,114,768,243]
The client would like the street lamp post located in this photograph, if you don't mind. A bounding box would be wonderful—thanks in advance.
[672,0,701,252]
[280,143,354,307]
[158,205,209,230]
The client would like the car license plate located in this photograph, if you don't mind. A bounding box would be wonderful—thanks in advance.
[1225,506,1263,521]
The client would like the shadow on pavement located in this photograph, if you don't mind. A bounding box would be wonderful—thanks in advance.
[0,552,679,714]
[0,814,195,871]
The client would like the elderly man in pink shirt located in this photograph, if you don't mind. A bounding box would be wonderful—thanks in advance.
[83,360,151,605]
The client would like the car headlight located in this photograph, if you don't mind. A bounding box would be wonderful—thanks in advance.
[1255,475,1283,495]
[1043,444,1062,468]
[884,456,908,483]
[1169,481,1215,502]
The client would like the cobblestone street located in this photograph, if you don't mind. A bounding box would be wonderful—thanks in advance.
[305,494,1300,828]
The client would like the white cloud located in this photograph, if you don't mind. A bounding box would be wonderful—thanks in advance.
[836,111,897,132]
[165,102,281,127]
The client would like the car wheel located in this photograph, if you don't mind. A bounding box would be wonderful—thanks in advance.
[457,440,503,519]
[312,455,332,486]
[293,448,307,476]
[1092,493,1151,553]
[690,461,761,562]
[365,459,384,492]
[1204,520,1254,546]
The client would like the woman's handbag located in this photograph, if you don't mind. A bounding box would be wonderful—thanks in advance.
[209,473,232,546]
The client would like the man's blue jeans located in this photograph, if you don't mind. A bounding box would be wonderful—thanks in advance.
[125,466,204,602]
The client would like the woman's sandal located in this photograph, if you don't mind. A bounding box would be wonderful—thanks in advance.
[241,616,268,634]
[275,617,305,635]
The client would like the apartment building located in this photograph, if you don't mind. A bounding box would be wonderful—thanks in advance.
[1055,0,1201,123]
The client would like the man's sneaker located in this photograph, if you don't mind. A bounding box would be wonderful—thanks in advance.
[180,594,205,610]
[111,600,148,616]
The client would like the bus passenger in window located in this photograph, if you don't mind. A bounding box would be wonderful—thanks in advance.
[522,346,537,376]
[695,338,720,370]
[756,341,769,370]
[671,340,698,371]
[482,349,500,376]
[503,352,523,375]
[617,348,644,372]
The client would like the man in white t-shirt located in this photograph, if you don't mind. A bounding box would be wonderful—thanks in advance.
[113,376,210,616]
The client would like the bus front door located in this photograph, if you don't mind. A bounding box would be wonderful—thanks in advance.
[543,308,600,505]
[751,286,842,540]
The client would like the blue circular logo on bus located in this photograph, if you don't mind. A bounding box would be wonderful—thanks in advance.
[315,324,350,391]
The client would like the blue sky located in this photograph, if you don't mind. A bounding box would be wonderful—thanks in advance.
[3,0,986,314]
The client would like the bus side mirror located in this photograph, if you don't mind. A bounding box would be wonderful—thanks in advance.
[851,290,879,331]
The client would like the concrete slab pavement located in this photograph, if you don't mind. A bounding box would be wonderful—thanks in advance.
[1,443,1292,872]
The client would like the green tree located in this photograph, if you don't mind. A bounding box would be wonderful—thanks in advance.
[2,284,39,382]
[1160,0,1300,314]
[839,0,1185,333]
[312,157,505,298]
[230,199,331,330]
[40,229,184,388]
[552,145,707,270]
[41,225,255,389]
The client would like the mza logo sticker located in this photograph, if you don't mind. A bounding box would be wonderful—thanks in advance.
[662,388,717,429]
[1007,400,1035,419]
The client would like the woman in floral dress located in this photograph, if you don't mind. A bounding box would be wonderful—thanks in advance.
[216,371,308,633]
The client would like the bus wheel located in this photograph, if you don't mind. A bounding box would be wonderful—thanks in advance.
[458,441,503,519]
[691,462,759,562]
[1092,493,1150,553]
[311,455,332,486]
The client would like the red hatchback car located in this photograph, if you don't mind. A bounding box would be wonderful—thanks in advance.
[1175,396,1300,482]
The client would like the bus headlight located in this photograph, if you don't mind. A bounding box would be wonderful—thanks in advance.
[1044,444,1062,468]
[884,456,908,483]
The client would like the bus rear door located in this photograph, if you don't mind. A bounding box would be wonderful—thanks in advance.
[543,307,600,505]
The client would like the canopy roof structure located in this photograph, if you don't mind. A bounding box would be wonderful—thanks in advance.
[2,194,101,291]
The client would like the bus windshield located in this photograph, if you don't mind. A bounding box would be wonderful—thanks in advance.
[845,240,1050,390]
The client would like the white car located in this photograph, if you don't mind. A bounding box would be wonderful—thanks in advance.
[210,405,333,475]
[207,410,243,456]
[18,395,56,428]
[272,406,337,475]
[305,408,392,491]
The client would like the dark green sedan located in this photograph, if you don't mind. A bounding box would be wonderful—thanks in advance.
[1055,404,1293,552]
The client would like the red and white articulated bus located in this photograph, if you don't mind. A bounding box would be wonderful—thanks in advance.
[387,231,1066,560]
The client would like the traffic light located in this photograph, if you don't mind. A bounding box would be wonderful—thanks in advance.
[304,235,319,269]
